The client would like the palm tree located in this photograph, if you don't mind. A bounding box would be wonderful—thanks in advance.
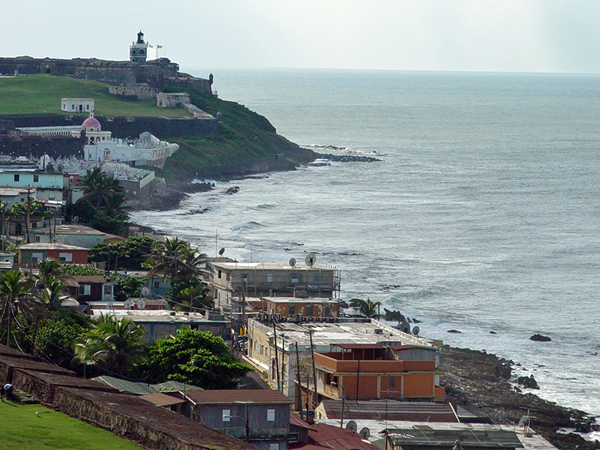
[179,284,213,312]
[148,237,189,282]
[75,315,144,376]
[0,268,35,346]
[349,297,382,319]
[80,168,125,209]
[37,258,67,285]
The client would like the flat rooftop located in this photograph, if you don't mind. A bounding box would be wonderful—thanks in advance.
[250,318,436,350]
[262,296,338,304]
[211,261,336,271]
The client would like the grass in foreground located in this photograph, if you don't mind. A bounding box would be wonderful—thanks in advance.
[0,74,190,117]
[0,400,143,450]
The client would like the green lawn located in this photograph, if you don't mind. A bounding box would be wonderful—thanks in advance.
[0,400,143,449]
[0,74,190,117]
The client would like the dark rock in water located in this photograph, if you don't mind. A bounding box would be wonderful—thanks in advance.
[384,308,406,322]
[490,331,497,334]
[225,186,240,195]
[413,318,422,324]
[530,334,552,342]
[517,374,540,389]
[447,329,462,334]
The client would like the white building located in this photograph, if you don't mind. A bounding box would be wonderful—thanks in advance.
[84,131,179,168]
[61,98,94,113]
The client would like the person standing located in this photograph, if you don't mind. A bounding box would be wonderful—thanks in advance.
[3,383,13,400]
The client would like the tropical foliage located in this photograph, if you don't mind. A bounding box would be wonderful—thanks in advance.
[138,327,252,389]
[350,297,382,318]
[75,315,144,376]
[89,236,158,271]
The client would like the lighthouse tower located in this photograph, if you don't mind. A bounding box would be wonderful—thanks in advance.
[130,31,149,63]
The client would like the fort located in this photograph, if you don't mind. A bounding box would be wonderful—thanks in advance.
[0,32,213,95]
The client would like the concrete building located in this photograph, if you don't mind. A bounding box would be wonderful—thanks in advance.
[18,243,88,265]
[61,98,94,113]
[245,317,440,406]
[0,187,31,206]
[29,224,105,248]
[258,296,340,320]
[184,389,292,450]
[156,92,191,108]
[66,275,114,303]
[209,261,341,308]
[0,170,65,203]
[93,310,229,344]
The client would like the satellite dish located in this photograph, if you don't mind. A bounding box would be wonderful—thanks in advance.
[140,287,151,298]
[137,299,146,310]
[359,427,371,439]
[345,420,357,432]
[124,299,132,309]
[289,258,296,267]
[103,294,113,302]
[412,326,420,336]
[305,252,317,267]
[219,248,225,256]
[399,321,410,333]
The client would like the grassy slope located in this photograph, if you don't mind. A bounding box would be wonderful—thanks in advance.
[155,89,308,183]
[0,74,188,117]
[0,401,143,450]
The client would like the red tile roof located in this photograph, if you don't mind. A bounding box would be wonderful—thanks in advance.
[290,422,378,450]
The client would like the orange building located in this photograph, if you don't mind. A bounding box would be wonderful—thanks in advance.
[311,344,445,401]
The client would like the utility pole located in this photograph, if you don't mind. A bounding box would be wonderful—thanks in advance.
[272,320,281,391]
[25,186,33,243]
[309,329,318,414]
[295,342,303,421]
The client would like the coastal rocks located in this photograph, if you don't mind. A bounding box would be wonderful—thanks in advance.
[447,329,462,334]
[516,374,540,389]
[384,308,406,322]
[440,346,599,450]
[225,186,240,195]
[530,334,552,342]
[318,153,381,163]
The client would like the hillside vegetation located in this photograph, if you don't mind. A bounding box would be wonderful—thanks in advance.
[0,74,188,117]
[155,88,312,183]
[0,401,143,450]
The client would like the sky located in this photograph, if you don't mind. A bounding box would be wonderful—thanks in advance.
[2,0,600,74]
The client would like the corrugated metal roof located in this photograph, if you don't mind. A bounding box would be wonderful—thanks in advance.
[186,389,292,405]
[141,392,186,407]
[92,375,155,395]
[151,381,203,392]
[387,429,524,448]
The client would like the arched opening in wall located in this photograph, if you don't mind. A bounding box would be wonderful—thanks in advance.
[45,67,51,74]
[79,105,83,113]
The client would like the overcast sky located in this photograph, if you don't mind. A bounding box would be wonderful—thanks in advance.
[2,0,600,74]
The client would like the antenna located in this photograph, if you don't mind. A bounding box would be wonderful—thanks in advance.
[140,287,151,298]
[412,326,420,336]
[289,258,296,267]
[399,321,410,334]
[359,427,371,439]
[345,420,357,432]
[137,298,146,310]
[305,252,316,267]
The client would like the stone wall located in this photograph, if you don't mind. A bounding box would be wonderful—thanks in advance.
[109,84,157,100]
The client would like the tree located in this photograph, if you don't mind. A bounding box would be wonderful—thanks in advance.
[75,315,144,376]
[139,327,252,389]
[80,168,124,209]
[0,268,35,346]
[89,236,158,271]
[350,297,382,318]
[178,284,213,312]
[148,237,189,281]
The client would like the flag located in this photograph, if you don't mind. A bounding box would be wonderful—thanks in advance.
[149,45,154,48]
[157,45,163,49]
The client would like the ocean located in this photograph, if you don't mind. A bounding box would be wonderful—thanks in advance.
[131,69,600,423]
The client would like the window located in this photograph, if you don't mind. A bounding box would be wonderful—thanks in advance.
[31,253,43,263]
[59,252,73,263]
[323,304,330,316]
[306,304,313,316]
[288,304,296,315]
[267,409,276,422]
[33,174,39,183]
[291,275,299,283]
[35,236,41,243]
[222,409,231,422]
[389,376,395,388]
[218,270,222,279]
[79,284,91,296]
[13,174,19,182]
[266,273,273,283]
[153,281,159,289]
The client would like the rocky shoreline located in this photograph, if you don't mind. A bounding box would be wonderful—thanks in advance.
[440,346,599,450]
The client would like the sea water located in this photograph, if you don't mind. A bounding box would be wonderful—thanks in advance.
[131,69,600,420]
